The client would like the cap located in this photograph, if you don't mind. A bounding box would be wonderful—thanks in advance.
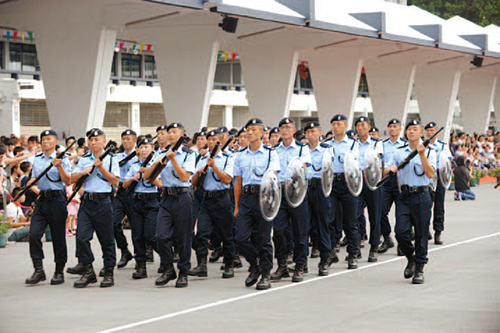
[263,126,270,132]
[278,117,295,127]
[40,130,58,140]
[245,118,265,128]
[87,128,105,138]
[325,130,333,137]
[330,114,348,123]
[65,136,75,144]
[269,127,279,135]
[217,126,228,134]
[237,127,247,136]
[303,121,321,132]
[369,127,379,133]
[207,129,220,138]
[405,119,422,131]
[138,138,154,147]
[156,125,168,132]
[121,129,137,137]
[167,122,185,131]
[387,118,401,127]
[424,122,437,130]
[346,130,357,138]
[354,116,370,126]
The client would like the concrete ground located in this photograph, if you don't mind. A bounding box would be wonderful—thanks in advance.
[0,185,499,333]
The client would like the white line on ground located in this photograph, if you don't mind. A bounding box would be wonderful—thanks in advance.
[98,232,500,333]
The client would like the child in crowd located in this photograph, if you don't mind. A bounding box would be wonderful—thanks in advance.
[66,185,79,235]
[453,156,476,201]
[5,187,31,242]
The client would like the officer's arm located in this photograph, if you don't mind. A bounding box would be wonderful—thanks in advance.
[211,163,232,185]
[54,160,71,186]
[70,169,91,184]
[169,156,191,183]
[122,175,137,188]
[233,176,242,218]
[418,147,435,179]
[97,164,119,187]
[143,160,161,180]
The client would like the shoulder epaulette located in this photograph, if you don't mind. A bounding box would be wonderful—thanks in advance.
[273,143,280,148]
[383,138,390,143]
[263,145,274,150]
[238,146,248,152]
[320,142,330,148]
[223,151,231,157]
[133,160,141,165]
[372,138,381,142]
[82,152,91,157]
[401,138,407,142]
[398,144,409,149]
[35,152,43,157]
[182,146,193,154]
[295,140,306,147]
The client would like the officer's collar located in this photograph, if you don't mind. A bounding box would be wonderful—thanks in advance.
[333,134,349,144]
[42,150,57,159]
[278,139,297,149]
[358,136,372,145]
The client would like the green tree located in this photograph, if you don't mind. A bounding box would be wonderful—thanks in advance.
[408,0,500,26]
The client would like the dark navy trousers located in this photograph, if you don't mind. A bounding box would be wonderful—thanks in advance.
[130,195,159,262]
[272,193,309,265]
[356,183,382,248]
[76,196,116,267]
[112,189,131,251]
[395,191,432,264]
[307,184,332,258]
[29,194,68,264]
[329,181,360,255]
[156,192,193,271]
[432,175,446,232]
[380,177,399,238]
[235,193,273,270]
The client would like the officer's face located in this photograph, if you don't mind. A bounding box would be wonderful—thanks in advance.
[369,131,381,139]
[355,121,370,138]
[388,124,401,137]
[122,135,137,151]
[279,124,296,140]
[305,127,322,144]
[207,136,219,151]
[196,136,207,149]
[331,121,347,136]
[238,132,249,147]
[89,135,106,153]
[407,125,423,142]
[168,128,184,144]
[139,144,154,159]
[41,135,58,152]
[269,133,280,146]
[246,125,264,143]
[426,127,437,139]
[157,130,168,146]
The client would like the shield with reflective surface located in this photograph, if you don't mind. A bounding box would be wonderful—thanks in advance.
[259,170,281,222]
[284,157,308,208]
[439,153,452,189]
[363,148,382,191]
[345,150,363,197]
[321,149,334,197]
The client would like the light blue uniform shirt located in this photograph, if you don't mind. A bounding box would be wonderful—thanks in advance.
[307,143,332,179]
[116,150,138,182]
[233,144,280,187]
[72,152,120,193]
[324,135,359,173]
[32,151,71,191]
[153,147,196,188]
[428,140,451,169]
[383,137,407,168]
[392,142,437,186]
[196,150,234,191]
[358,137,384,170]
[275,140,311,183]
[125,160,158,193]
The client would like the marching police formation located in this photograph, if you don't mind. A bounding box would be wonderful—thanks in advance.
[23,114,450,289]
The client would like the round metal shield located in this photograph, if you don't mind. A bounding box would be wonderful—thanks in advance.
[430,171,438,192]
[344,150,363,197]
[439,153,452,189]
[321,148,334,197]
[259,170,282,222]
[363,148,382,191]
[285,157,308,208]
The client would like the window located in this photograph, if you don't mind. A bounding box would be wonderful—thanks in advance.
[214,62,231,84]
[140,103,165,127]
[111,53,117,76]
[9,43,39,71]
[121,54,141,78]
[103,103,130,127]
[233,62,242,85]
[144,56,157,79]
[20,100,50,126]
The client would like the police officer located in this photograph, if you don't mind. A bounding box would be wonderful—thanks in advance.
[233,118,280,290]
[144,122,195,288]
[269,127,281,146]
[368,127,381,139]
[189,129,236,279]
[425,122,451,245]
[385,119,436,284]
[304,121,336,276]
[112,130,138,271]
[25,130,71,285]
[379,119,406,253]
[71,129,120,288]
[324,114,360,269]
[237,127,249,150]
[355,116,384,262]
[123,138,162,279]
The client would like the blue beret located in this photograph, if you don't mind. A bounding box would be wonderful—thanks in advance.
[217,126,228,134]
[346,130,357,138]
[387,118,401,127]
[237,127,247,136]
[156,125,168,132]
[325,130,333,137]
[121,129,137,137]
[354,116,371,126]
[369,127,379,133]
[245,118,265,128]
[278,117,295,127]
[424,122,437,130]
[330,114,348,123]
[138,138,154,147]
[304,121,321,132]
[167,122,184,131]
[87,128,105,138]
[207,129,220,138]
[270,127,280,134]
[40,130,58,140]
[406,119,422,131]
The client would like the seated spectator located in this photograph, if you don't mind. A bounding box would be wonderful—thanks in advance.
[453,156,475,201]
[5,187,31,242]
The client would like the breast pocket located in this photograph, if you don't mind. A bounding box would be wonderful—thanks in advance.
[413,160,425,177]
[253,155,269,177]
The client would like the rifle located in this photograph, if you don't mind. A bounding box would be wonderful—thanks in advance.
[146,135,186,183]
[118,134,158,168]
[66,142,116,204]
[127,151,155,195]
[14,141,76,201]
[376,127,444,188]
[194,142,220,191]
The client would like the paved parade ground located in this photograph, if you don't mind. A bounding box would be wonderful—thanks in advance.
[1,185,499,333]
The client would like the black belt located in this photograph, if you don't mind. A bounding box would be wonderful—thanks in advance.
[161,187,190,198]
[82,192,111,201]
[308,178,321,188]
[39,190,65,200]
[333,173,345,182]
[133,192,159,201]
[401,185,429,194]
[204,189,229,199]
[243,185,260,195]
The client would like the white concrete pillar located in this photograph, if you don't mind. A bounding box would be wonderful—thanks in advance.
[307,48,363,132]
[0,79,20,136]
[131,102,141,134]
[413,63,461,141]
[493,80,500,128]
[459,70,497,134]
[364,56,417,135]
[224,105,233,129]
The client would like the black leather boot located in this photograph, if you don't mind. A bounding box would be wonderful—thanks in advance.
[412,263,425,284]
[173,249,180,263]
[245,260,261,287]
[434,231,443,245]
[132,261,147,279]
[270,258,289,281]
[175,270,188,288]
[155,263,177,286]
[74,264,97,288]
[50,263,65,285]
[339,236,348,247]
[145,244,154,262]
[404,256,415,279]
[67,262,86,275]
[397,245,404,256]
[347,253,358,269]
[100,266,114,288]
[158,265,165,274]
[117,249,133,269]
[209,247,223,263]
[99,267,105,277]
[318,257,329,276]
[378,236,395,254]
[256,269,271,290]
[327,251,339,267]
[368,246,378,262]
[188,255,208,277]
[310,247,320,258]
[233,255,243,268]
[292,263,306,282]
[25,259,46,285]
[222,258,234,279]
